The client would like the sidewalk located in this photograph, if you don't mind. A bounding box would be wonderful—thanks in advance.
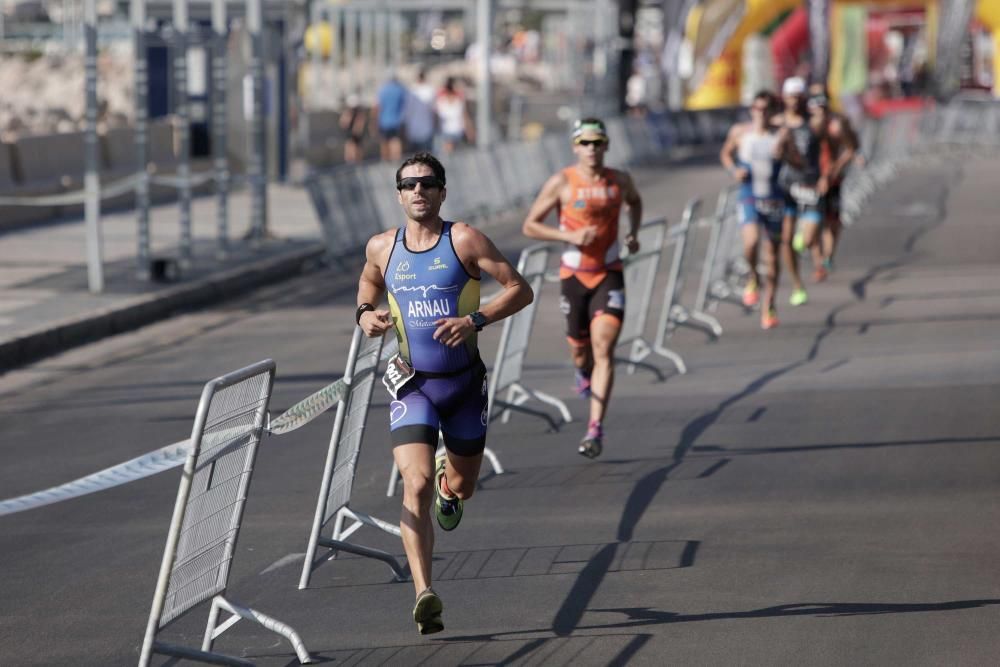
[0,184,324,372]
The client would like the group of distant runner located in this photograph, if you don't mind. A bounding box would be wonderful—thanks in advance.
[351,83,858,635]
[720,77,859,329]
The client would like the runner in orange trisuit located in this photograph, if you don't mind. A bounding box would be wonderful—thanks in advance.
[522,118,643,458]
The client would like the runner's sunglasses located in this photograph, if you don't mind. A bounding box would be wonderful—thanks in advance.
[397,176,445,191]
[575,138,608,147]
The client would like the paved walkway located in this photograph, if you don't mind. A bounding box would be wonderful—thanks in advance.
[0,184,324,371]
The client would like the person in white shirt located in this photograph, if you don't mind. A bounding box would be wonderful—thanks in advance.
[404,69,436,153]
[434,77,475,154]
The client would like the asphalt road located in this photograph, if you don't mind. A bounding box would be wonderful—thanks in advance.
[1,154,999,666]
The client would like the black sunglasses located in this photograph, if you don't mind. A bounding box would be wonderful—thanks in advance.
[576,139,607,147]
[397,176,444,191]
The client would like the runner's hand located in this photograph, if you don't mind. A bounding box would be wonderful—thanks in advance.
[568,227,598,247]
[360,310,393,337]
[817,176,829,196]
[732,167,749,182]
[625,233,640,254]
[433,316,475,347]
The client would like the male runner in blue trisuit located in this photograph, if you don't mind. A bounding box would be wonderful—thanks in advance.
[356,153,533,635]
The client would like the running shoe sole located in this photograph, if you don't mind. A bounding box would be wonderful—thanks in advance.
[434,456,463,531]
[413,589,444,635]
[578,437,603,459]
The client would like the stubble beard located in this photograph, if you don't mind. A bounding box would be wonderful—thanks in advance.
[406,201,440,223]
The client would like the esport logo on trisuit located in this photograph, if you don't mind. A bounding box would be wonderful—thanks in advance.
[394,260,416,281]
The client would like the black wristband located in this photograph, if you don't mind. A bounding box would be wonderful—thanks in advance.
[356,303,375,325]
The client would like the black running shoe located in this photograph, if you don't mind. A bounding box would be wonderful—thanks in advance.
[578,421,603,459]
[434,456,463,531]
[412,588,444,635]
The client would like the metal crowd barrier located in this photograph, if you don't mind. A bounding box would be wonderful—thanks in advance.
[617,218,669,377]
[648,198,717,375]
[840,100,1000,225]
[299,328,407,589]
[695,187,747,317]
[490,243,572,429]
[304,108,748,263]
[139,359,313,667]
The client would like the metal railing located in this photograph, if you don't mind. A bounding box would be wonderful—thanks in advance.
[139,359,313,667]
[489,243,572,429]
[617,217,669,377]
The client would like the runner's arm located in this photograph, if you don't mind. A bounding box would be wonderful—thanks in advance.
[775,127,805,168]
[434,225,534,347]
[719,125,743,173]
[621,171,643,241]
[522,173,575,243]
[828,117,858,182]
[357,234,393,337]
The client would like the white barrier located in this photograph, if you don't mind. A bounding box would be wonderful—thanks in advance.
[299,329,407,589]
[139,359,313,667]
[489,243,572,428]
[617,218,670,377]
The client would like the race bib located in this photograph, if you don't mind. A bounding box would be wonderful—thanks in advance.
[754,198,783,218]
[790,183,819,206]
[382,353,415,399]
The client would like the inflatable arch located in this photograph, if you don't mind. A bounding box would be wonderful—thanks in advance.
[685,0,1000,109]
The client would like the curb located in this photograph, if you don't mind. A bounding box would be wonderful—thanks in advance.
[0,242,327,373]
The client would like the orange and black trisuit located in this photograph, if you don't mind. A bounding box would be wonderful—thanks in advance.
[558,165,626,345]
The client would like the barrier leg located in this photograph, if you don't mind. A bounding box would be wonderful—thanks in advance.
[522,386,572,424]
[214,596,314,664]
[386,461,401,497]
[500,385,526,424]
[202,597,225,652]
[617,338,665,380]
[492,398,563,431]
[483,447,505,475]
[690,310,723,338]
[652,340,687,375]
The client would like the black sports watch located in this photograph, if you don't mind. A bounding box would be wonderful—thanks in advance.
[468,311,488,332]
[356,303,375,325]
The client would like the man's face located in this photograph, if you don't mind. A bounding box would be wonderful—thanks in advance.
[573,134,608,168]
[750,98,771,128]
[784,93,804,114]
[396,163,445,222]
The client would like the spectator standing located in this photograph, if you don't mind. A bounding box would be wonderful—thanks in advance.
[404,69,436,153]
[339,92,368,163]
[371,73,407,161]
[434,77,475,154]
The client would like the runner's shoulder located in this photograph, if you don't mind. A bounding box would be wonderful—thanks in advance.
[449,221,489,251]
[607,167,634,189]
[728,121,752,139]
[365,229,397,260]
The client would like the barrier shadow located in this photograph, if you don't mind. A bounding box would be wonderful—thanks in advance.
[310,539,698,591]
[692,435,1000,458]
[575,599,1000,632]
[253,632,652,667]
[478,457,730,492]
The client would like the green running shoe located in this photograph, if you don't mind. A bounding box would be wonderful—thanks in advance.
[792,230,806,254]
[434,456,463,531]
[789,288,808,306]
[412,588,444,635]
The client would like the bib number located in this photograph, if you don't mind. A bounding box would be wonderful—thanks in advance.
[382,354,415,399]
[754,198,782,218]
[790,183,819,206]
